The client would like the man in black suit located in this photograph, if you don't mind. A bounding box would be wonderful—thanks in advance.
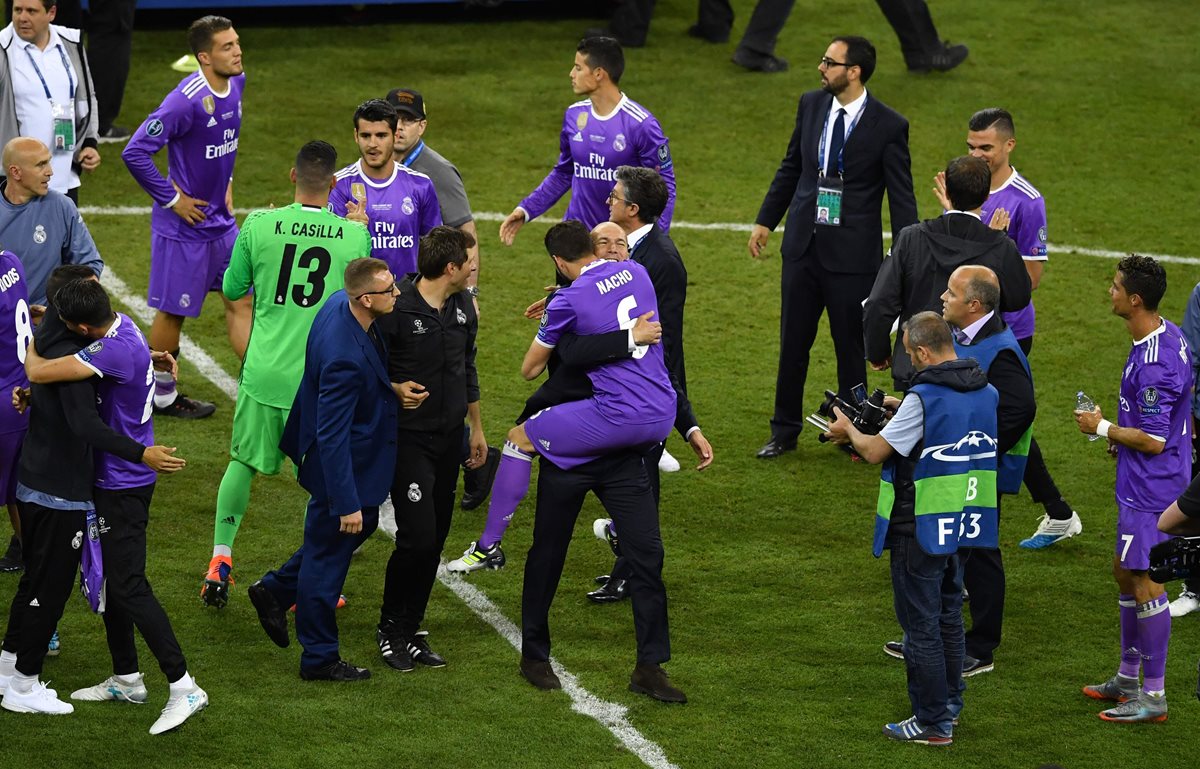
[749,35,918,458]
[863,155,1031,390]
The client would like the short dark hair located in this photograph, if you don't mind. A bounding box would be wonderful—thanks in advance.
[294,141,337,193]
[36,1,58,11]
[961,271,1000,313]
[344,257,391,297]
[353,99,398,132]
[46,265,97,307]
[188,15,233,56]
[615,166,667,224]
[944,156,991,211]
[968,107,1015,138]
[56,279,112,328]
[1117,254,1167,311]
[903,311,954,354]
[577,36,625,84]
[544,220,594,263]
[832,35,876,83]
[418,226,475,280]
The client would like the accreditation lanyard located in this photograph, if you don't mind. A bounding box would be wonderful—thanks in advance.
[817,100,864,177]
[24,43,76,153]
[402,140,426,167]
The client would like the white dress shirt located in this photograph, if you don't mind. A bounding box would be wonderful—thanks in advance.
[6,25,82,191]
[821,88,868,176]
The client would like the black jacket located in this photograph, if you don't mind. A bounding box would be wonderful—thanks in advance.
[864,213,1033,387]
[19,308,144,502]
[377,274,479,434]
[888,358,991,536]
[756,89,918,274]
[961,313,1036,457]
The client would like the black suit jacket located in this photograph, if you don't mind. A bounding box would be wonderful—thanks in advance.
[756,89,918,274]
[962,313,1036,457]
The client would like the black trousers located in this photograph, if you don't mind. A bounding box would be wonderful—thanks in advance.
[693,0,735,38]
[94,484,187,682]
[874,0,942,66]
[86,0,137,132]
[773,247,876,439]
[606,442,663,583]
[522,449,670,665]
[735,0,796,58]
[381,428,460,636]
[962,497,1004,663]
[1,501,83,677]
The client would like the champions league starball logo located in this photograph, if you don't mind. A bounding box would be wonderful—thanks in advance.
[920,431,998,462]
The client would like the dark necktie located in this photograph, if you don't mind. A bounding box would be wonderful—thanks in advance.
[827,108,846,176]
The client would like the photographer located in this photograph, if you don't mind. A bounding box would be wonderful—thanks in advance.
[825,311,998,746]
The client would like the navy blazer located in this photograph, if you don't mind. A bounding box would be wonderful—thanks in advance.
[280,290,398,517]
[755,89,918,275]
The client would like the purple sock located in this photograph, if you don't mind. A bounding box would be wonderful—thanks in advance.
[479,442,533,548]
[1118,594,1141,679]
[153,370,177,406]
[1137,594,1171,693]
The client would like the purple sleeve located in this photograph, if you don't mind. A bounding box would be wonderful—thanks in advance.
[635,115,676,231]
[121,90,193,207]
[327,180,350,217]
[536,293,577,348]
[518,112,574,221]
[75,336,134,382]
[420,179,443,235]
[1011,197,1048,258]
[1132,361,1184,439]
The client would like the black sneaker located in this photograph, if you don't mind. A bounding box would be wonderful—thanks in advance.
[96,125,132,143]
[300,659,370,681]
[405,630,446,668]
[377,626,415,672]
[461,446,500,510]
[908,42,969,73]
[0,535,22,572]
[154,394,217,419]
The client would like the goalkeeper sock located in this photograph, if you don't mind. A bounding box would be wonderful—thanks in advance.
[214,460,256,555]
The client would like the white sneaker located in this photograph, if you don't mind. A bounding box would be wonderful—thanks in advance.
[71,674,148,703]
[1169,590,1200,618]
[2,681,74,714]
[0,673,9,696]
[592,518,613,542]
[1019,511,1083,549]
[149,683,207,735]
[658,449,681,473]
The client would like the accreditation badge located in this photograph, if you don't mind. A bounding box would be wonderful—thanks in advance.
[815,175,843,226]
[50,100,76,153]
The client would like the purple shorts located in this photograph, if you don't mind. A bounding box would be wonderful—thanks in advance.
[523,398,673,471]
[1116,503,1171,571]
[0,427,25,505]
[148,228,238,318]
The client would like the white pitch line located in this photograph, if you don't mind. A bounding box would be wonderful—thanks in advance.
[78,205,1200,266]
[98,261,677,769]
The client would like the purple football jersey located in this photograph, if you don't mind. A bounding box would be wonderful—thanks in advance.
[520,95,676,231]
[0,251,30,435]
[983,169,1046,340]
[75,314,156,490]
[536,259,676,424]
[1115,319,1193,513]
[328,160,441,278]
[122,72,245,242]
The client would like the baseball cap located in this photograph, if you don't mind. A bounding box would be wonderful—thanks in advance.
[385,88,426,120]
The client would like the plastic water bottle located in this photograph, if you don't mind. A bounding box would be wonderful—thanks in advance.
[1076,391,1102,442]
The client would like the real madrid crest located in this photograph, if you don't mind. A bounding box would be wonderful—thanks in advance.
[32,224,46,244]
[407,482,422,502]
[401,196,415,216]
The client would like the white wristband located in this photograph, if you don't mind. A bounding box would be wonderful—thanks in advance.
[1096,419,1112,438]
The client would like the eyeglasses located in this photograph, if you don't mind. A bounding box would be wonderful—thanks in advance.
[606,192,631,206]
[819,57,852,69]
[397,116,425,126]
[356,281,399,300]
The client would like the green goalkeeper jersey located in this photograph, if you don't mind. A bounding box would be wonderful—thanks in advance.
[223,203,371,408]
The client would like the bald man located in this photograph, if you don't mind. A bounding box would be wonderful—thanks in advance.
[592,221,629,261]
[0,138,102,307]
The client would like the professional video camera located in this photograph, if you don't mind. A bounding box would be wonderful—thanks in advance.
[805,384,890,458]
[1149,536,1200,584]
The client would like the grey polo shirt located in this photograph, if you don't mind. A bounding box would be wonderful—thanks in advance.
[402,141,472,228]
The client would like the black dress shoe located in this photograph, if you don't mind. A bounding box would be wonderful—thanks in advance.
[0,535,23,572]
[248,580,289,648]
[908,42,969,73]
[686,23,729,43]
[520,656,561,690]
[629,663,687,703]
[732,49,788,73]
[300,659,371,681]
[755,436,797,459]
[587,577,628,604]
[594,574,611,585]
[461,446,500,510]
